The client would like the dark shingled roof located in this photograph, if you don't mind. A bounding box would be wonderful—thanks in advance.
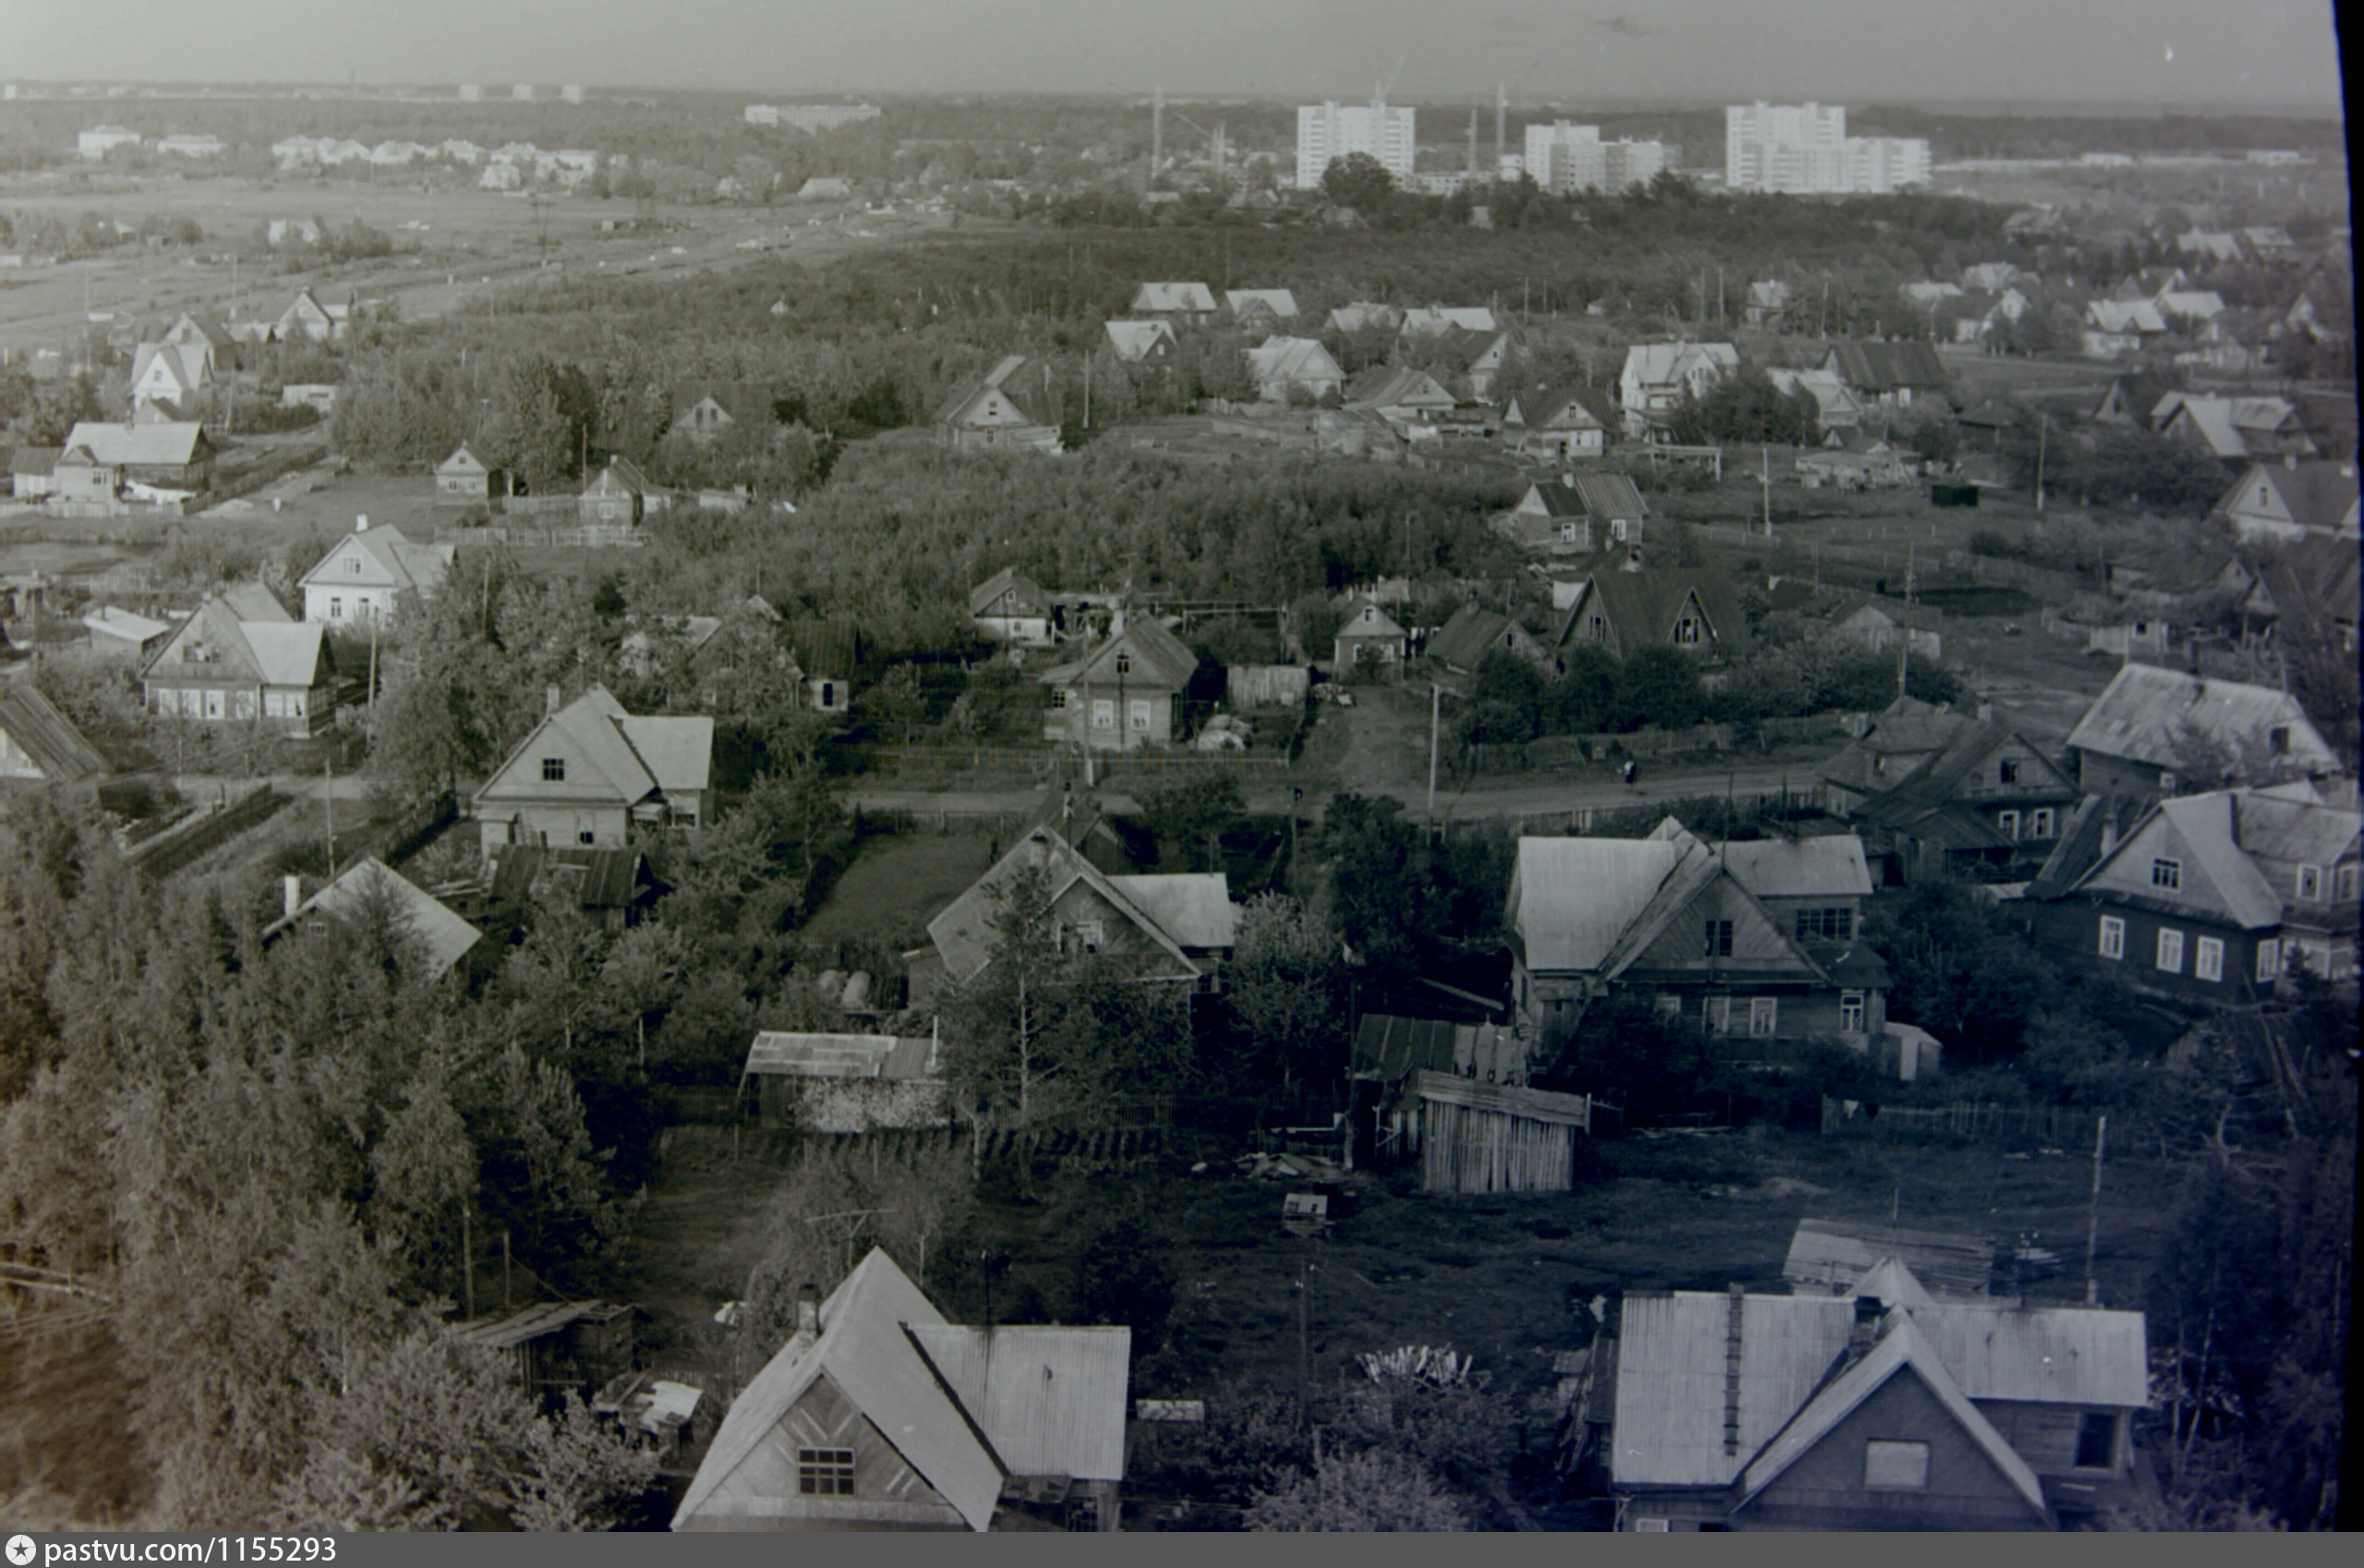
[1823,339,1950,394]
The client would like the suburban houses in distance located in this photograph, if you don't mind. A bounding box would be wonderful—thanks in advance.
[0,29,2353,1541]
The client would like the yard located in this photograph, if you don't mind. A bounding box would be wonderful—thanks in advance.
[610,1114,2189,1526]
[793,828,997,948]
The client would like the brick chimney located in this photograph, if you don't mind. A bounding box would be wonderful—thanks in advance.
[789,1283,821,1352]
[355,513,369,532]
[545,685,561,716]
[283,874,303,919]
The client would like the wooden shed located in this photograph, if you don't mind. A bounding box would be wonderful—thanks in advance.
[1411,1070,1591,1194]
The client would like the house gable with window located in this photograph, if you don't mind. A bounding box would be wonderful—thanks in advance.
[472,685,712,856]
[1038,614,1198,752]
[140,584,335,737]
[1847,718,2079,884]
[2065,661,2339,800]
[296,519,456,624]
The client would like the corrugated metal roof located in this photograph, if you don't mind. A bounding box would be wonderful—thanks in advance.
[675,1248,1004,1532]
[2076,793,2286,929]
[60,419,209,467]
[1107,874,1236,950]
[2067,662,2335,773]
[1718,837,1872,901]
[618,715,714,794]
[1911,1303,2150,1407]
[906,1325,1130,1481]
[1611,1292,1855,1488]
[1351,1014,1460,1081]
[272,857,482,979]
[742,1031,936,1081]
[1510,836,1686,974]
[240,622,326,688]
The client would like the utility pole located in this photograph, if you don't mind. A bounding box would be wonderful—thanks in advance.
[1426,682,1441,836]
[1496,82,1506,176]
[1295,1258,1313,1431]
[1151,84,1163,186]
[2083,1114,2108,1306]
[461,1204,475,1319]
[2034,415,2048,513]
[1762,443,1773,537]
[323,758,335,874]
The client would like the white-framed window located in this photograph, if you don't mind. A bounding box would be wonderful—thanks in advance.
[2031,807,2056,838]
[1749,997,1779,1038]
[1050,688,1067,709]
[1864,1441,1931,1491]
[1998,809,2020,839]
[1998,758,2020,785]
[1092,699,1116,730]
[1673,615,1702,645]
[347,557,361,574]
[1840,992,1865,1032]
[1129,699,1152,732]
[2156,927,2185,973]
[1656,993,1682,1019]
[541,757,565,782]
[2256,939,2282,982]
[1706,996,1733,1035]
[2296,864,2323,900]
[1632,1519,1670,1533]
[2151,857,2181,891]
[2194,936,2224,983]
[329,597,342,619]
[2339,864,2359,901]
[1076,919,1104,954]
[2099,915,2126,959]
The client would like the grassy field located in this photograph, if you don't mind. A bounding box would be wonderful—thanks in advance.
[795,829,997,947]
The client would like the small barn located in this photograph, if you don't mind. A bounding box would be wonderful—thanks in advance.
[1782,1217,1996,1300]
[1412,1070,1591,1194]
[741,1030,949,1134]
[451,1299,636,1392]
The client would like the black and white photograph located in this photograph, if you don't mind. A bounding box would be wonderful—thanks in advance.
[0,0,2353,1536]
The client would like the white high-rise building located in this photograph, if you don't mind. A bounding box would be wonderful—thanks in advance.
[457,83,481,103]
[512,83,535,102]
[1296,101,1416,190]
[561,83,585,104]
[1725,103,1929,194]
[1523,121,1670,194]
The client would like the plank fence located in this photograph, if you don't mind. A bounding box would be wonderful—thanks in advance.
[1821,1097,2136,1147]
[1466,712,1851,775]
[436,522,646,549]
[127,783,290,880]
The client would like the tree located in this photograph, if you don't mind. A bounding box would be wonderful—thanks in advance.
[1864,881,2057,1063]
[1320,151,1394,216]
[1313,793,1446,978]
[861,662,928,745]
[1245,1442,1470,1532]
[1611,645,1707,731]
[1070,1219,1175,1351]
[1222,894,1347,1092]
[1138,772,1243,872]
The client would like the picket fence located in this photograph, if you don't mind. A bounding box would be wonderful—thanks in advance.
[1820,1097,2136,1146]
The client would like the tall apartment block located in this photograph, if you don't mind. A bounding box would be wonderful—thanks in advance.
[1297,101,1417,189]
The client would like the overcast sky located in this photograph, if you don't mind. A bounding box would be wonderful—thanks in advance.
[0,0,2344,110]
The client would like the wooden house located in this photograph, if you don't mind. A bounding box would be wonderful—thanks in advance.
[477,843,666,929]
[1128,282,1217,322]
[434,442,508,507]
[1244,336,1345,403]
[1332,594,1407,669]
[140,584,336,737]
[1426,602,1552,677]
[2209,458,2360,544]
[128,340,212,416]
[669,385,766,446]
[2027,783,2359,996]
[1551,570,1750,665]
[1819,341,1949,412]
[1503,388,1611,461]
[933,356,1061,455]
[1101,320,1176,364]
[1601,1267,2149,1530]
[1842,714,2079,885]
[8,447,59,500]
[272,287,344,344]
[1505,818,1889,1053]
[740,1030,948,1133]
[1496,475,1646,555]
[579,455,657,525]
[1765,368,1865,434]
[906,825,1232,1008]
[2064,662,2339,801]
[1343,365,1457,426]
[80,606,172,661]
[263,857,482,981]
[472,684,713,855]
[452,1300,635,1393]
[2242,533,2359,657]
[1223,288,1298,329]
[0,683,109,790]
[59,421,214,491]
[296,516,455,625]
[969,568,1055,646]
[1410,1071,1591,1194]
[1617,342,1739,440]
[674,1248,1129,1532]
[1037,612,1198,752]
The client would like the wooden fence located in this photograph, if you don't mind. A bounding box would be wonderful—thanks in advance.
[436,522,646,549]
[1466,711,1851,775]
[128,784,290,881]
[1820,1097,2135,1147]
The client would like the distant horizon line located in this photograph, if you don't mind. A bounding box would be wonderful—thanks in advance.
[0,78,2344,119]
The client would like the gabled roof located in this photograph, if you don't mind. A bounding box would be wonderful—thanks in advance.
[1344,364,1457,411]
[1107,874,1237,950]
[1715,837,1873,900]
[1735,1310,2049,1520]
[2071,791,2286,929]
[1224,288,1298,319]
[2219,460,2361,535]
[932,356,1051,428]
[1555,571,1750,655]
[1522,387,1612,433]
[1399,306,1498,336]
[2066,662,2335,773]
[925,826,1203,984]
[906,1326,1130,1481]
[742,1031,937,1081]
[1334,594,1408,642]
[1245,335,1345,387]
[1821,339,1948,393]
[1508,833,1689,973]
[296,525,456,596]
[2086,298,2168,334]
[969,566,1050,619]
[1525,473,1646,521]
[0,683,108,785]
[1852,719,2075,838]
[267,857,481,978]
[1325,302,1404,333]
[60,420,210,467]
[2252,535,2359,626]
[484,844,661,911]
[1102,319,1176,361]
[1130,282,1216,313]
[476,685,712,813]
[143,588,324,691]
[1622,341,1741,389]
[437,441,498,476]
[674,1248,1004,1531]
[1783,1219,1995,1299]
[129,341,209,402]
[9,447,60,477]
[1428,602,1541,671]
[1060,615,1198,692]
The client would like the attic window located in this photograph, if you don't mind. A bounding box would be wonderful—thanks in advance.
[1864,1441,1930,1491]
[2296,865,2323,900]
[1116,653,1132,675]
[541,757,566,782]
[1704,919,1734,959]
[1998,759,2020,785]
[2150,857,2181,891]
[2268,725,2291,755]
[347,558,360,574]
[797,1448,855,1497]
[1673,616,1702,645]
